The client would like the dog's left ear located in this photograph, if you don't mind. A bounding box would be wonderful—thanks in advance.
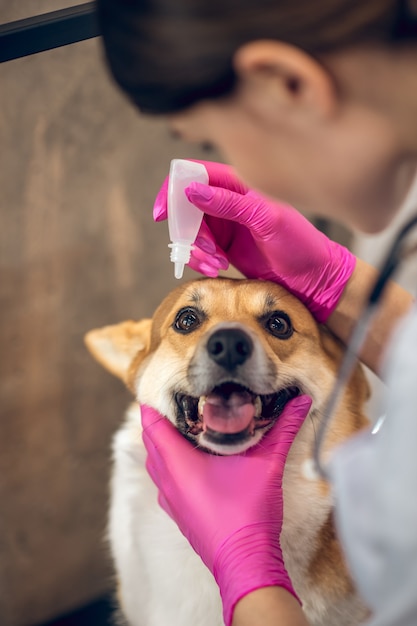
[84,319,152,384]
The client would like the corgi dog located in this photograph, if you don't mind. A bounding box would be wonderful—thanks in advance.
[85,277,370,626]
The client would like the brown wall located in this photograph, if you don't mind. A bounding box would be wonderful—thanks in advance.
[0,5,220,624]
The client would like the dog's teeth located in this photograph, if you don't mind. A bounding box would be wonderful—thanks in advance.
[254,396,262,417]
[198,396,206,417]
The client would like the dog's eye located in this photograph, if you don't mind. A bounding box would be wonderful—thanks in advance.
[174,308,202,333]
[264,312,293,339]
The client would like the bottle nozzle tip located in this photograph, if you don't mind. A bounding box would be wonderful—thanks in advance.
[174,262,185,279]
[169,242,190,279]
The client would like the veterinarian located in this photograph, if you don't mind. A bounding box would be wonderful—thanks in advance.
[97,1,417,624]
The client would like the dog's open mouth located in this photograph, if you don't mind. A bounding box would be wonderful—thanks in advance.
[175,382,300,445]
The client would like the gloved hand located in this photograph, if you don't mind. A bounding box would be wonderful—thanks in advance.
[141,395,312,626]
[154,160,356,322]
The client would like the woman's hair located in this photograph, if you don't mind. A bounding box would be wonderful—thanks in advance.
[97,0,417,114]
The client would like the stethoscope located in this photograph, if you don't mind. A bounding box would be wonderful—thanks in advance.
[313,213,417,480]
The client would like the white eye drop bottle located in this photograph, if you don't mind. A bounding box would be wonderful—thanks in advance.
[167,159,209,279]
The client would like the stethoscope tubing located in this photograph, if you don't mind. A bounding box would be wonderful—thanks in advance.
[313,213,417,479]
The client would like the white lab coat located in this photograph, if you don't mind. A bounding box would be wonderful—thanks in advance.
[329,304,417,625]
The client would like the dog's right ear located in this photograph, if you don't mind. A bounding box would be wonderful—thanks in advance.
[84,319,152,385]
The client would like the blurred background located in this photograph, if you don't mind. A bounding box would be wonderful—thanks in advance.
[0,2,223,624]
[1,2,417,626]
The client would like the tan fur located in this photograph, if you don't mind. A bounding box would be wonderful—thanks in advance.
[85,319,152,384]
[85,277,370,626]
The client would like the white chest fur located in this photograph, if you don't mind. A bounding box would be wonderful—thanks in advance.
[109,403,224,626]
[109,404,366,626]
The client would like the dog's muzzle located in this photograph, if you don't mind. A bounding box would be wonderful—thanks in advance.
[206,327,253,371]
[174,326,301,450]
[175,382,300,447]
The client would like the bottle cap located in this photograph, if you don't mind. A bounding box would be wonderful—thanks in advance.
[168,241,192,279]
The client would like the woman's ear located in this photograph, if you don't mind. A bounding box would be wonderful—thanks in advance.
[233,40,337,119]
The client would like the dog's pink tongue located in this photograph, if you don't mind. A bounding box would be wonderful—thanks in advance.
[202,391,256,434]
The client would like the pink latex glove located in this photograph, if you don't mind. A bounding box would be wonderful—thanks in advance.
[154,160,356,323]
[141,395,312,626]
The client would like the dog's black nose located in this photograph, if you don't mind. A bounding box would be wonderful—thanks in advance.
[207,328,253,370]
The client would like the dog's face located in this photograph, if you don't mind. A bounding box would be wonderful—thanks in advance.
[86,277,370,622]
[85,277,369,456]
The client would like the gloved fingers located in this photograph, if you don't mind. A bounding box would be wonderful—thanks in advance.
[145,457,176,520]
[187,255,220,277]
[141,404,205,475]
[140,403,169,431]
[188,241,229,277]
[153,175,169,221]
[188,255,227,277]
[278,393,312,440]
[195,221,231,268]
[157,490,174,519]
[194,220,220,254]
[142,417,200,499]
[141,404,191,456]
[142,421,189,459]
[256,395,312,458]
[185,183,283,239]
[153,177,230,276]
[191,159,248,194]
[153,160,248,222]
[145,453,162,488]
